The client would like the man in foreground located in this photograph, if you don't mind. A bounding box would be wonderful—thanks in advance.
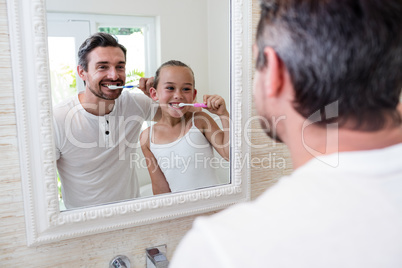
[170,0,402,267]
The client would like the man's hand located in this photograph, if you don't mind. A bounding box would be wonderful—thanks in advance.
[138,77,155,98]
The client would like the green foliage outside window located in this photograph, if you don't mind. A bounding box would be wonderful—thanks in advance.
[98,27,143,35]
[126,69,145,85]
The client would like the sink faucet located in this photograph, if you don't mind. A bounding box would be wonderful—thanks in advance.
[146,245,169,268]
[110,255,130,268]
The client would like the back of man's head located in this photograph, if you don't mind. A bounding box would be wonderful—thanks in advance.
[256,0,402,131]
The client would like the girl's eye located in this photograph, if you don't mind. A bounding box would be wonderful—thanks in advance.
[183,87,192,91]
[166,86,175,90]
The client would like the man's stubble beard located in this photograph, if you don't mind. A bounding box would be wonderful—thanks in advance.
[87,83,122,101]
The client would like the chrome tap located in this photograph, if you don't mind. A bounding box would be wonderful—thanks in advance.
[146,245,169,268]
[109,255,130,268]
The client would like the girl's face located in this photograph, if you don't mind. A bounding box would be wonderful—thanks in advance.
[150,66,197,118]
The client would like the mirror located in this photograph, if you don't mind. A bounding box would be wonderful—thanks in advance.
[45,0,231,209]
[8,0,251,246]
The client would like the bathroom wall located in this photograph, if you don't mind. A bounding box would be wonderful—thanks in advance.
[0,0,292,267]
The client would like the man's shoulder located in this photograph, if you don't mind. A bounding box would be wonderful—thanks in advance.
[196,173,331,231]
[118,91,152,112]
[119,90,151,104]
[53,95,79,119]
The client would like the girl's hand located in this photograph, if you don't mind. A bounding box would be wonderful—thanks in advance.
[203,94,229,116]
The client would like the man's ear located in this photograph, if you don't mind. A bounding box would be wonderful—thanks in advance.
[263,47,284,98]
[77,65,86,81]
[149,87,158,101]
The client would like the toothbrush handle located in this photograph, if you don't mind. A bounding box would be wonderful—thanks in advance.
[123,85,134,88]
[194,103,208,108]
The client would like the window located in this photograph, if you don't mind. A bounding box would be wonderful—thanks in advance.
[47,13,157,104]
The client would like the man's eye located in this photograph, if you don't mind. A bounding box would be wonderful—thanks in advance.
[98,66,107,70]
[183,88,192,91]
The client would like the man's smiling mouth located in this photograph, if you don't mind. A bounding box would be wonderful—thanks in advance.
[101,83,122,87]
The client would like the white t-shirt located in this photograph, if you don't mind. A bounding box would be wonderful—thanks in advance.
[53,90,156,209]
[170,143,402,268]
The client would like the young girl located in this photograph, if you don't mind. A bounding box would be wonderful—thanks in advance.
[140,60,230,195]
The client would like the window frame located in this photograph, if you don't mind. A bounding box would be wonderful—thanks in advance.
[47,12,158,82]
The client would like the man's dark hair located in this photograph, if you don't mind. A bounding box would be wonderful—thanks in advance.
[78,32,127,72]
[256,0,402,131]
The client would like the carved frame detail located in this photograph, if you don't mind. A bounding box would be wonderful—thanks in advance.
[7,0,252,246]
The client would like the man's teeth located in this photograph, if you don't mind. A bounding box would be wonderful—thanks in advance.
[102,84,120,87]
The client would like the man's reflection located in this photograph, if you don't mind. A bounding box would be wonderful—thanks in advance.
[53,32,157,209]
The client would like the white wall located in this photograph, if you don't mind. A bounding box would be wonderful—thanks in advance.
[208,0,230,105]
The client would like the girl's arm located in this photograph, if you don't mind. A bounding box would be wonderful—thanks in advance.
[196,95,230,161]
[140,128,171,195]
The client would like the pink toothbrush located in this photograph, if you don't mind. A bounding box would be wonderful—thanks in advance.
[178,103,208,108]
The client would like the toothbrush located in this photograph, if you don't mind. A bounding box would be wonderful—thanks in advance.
[178,103,208,108]
[106,84,139,90]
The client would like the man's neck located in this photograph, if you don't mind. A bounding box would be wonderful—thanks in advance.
[288,122,402,169]
[78,90,115,116]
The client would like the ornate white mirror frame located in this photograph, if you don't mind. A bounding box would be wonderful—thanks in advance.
[7,0,252,246]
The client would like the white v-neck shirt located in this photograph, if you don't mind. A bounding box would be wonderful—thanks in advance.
[53,90,156,209]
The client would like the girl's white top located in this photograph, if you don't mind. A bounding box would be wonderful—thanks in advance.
[149,113,222,192]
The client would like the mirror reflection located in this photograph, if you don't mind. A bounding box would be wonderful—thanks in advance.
[46,0,230,210]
